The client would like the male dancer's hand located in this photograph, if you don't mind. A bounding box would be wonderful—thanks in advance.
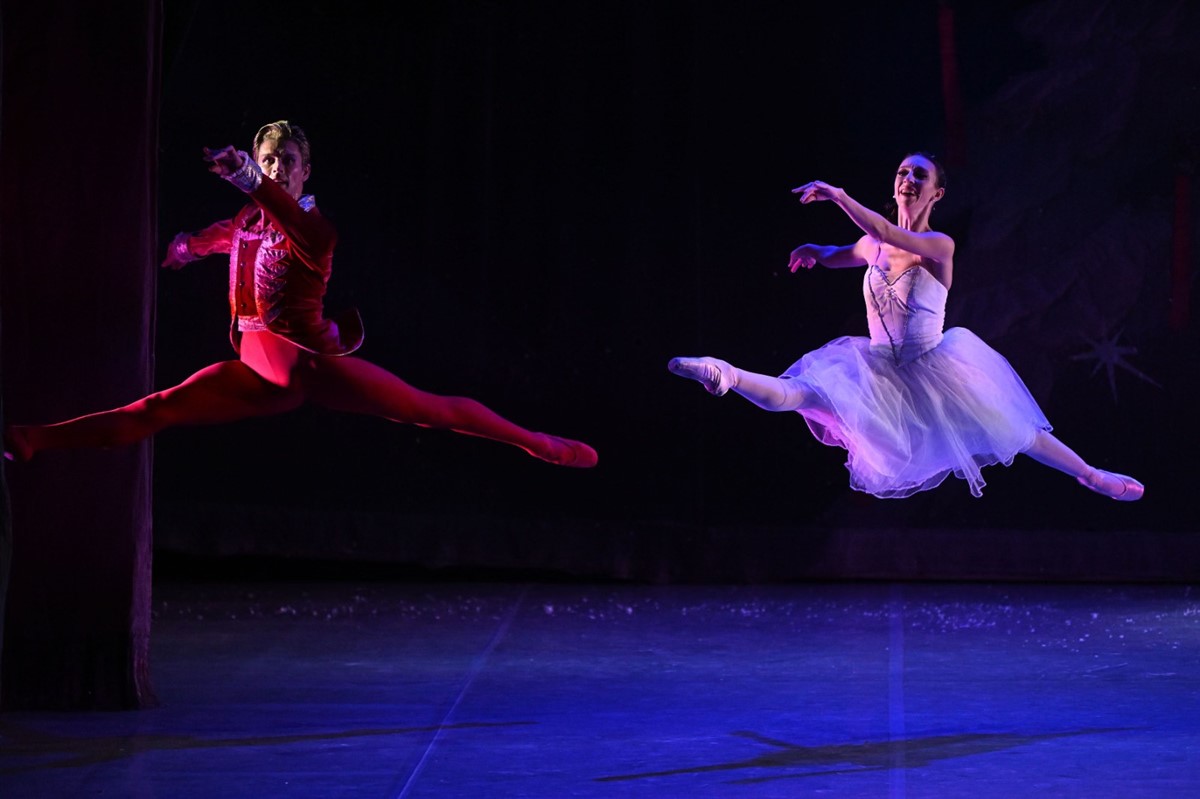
[202,145,243,177]
[161,232,194,270]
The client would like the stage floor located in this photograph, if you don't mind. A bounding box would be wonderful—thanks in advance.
[3,579,1198,797]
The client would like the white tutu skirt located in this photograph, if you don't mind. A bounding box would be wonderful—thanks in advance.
[782,327,1051,499]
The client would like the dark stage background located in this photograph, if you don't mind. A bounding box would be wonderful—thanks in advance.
[14,0,1200,583]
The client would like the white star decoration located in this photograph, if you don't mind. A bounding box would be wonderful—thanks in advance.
[1070,329,1160,405]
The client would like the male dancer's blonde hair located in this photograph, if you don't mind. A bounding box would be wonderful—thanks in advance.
[252,120,311,165]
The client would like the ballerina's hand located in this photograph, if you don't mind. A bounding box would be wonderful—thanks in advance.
[788,244,819,273]
[791,180,839,204]
[202,145,244,177]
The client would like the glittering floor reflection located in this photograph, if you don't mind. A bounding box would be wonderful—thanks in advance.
[2,580,1197,797]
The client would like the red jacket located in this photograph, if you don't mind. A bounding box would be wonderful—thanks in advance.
[184,175,363,355]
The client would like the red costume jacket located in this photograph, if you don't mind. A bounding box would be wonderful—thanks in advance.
[183,173,363,355]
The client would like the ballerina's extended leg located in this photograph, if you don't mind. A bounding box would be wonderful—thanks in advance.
[1022,430,1143,501]
[668,357,809,411]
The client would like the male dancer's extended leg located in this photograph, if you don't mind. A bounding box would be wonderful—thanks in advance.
[4,361,304,461]
[305,356,597,467]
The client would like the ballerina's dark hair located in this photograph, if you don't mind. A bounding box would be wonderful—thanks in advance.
[885,151,947,221]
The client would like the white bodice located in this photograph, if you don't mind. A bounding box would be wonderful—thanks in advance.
[863,264,947,365]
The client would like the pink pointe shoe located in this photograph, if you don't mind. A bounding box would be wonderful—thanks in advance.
[668,357,734,397]
[1078,469,1144,501]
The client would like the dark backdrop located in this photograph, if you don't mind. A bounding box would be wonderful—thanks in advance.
[144,0,1198,578]
[1,0,159,707]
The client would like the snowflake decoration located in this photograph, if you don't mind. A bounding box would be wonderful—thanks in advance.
[1070,329,1160,405]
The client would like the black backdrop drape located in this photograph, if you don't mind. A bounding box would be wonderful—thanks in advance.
[0,0,159,709]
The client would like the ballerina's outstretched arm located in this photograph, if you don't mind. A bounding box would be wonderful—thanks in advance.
[788,236,874,273]
[792,180,954,264]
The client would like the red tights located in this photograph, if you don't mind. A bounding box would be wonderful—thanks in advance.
[6,331,596,468]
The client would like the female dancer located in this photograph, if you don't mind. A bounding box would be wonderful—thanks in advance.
[669,153,1140,500]
[4,121,597,468]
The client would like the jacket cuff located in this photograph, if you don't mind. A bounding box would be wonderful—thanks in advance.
[169,231,199,263]
[224,151,262,193]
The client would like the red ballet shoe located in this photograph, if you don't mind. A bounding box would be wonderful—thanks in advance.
[668,356,734,396]
[1078,469,1144,501]
[535,434,598,468]
[3,425,33,463]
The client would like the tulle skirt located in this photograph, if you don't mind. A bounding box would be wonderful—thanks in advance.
[782,327,1051,499]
